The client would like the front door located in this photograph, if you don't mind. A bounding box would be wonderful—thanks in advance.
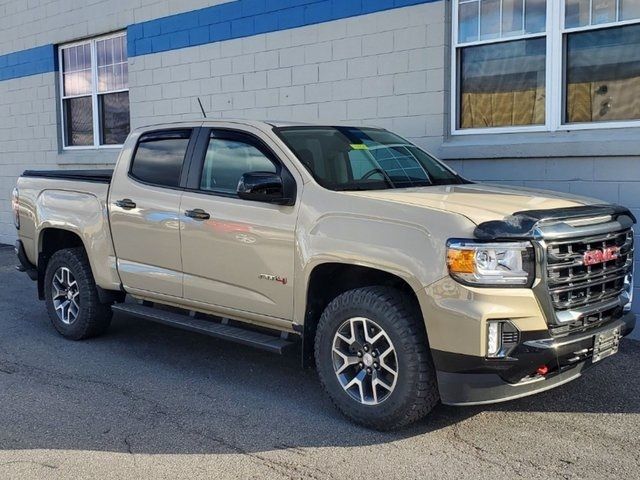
[179,128,299,320]
[109,128,196,298]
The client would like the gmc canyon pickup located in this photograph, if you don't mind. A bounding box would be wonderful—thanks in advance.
[13,120,636,430]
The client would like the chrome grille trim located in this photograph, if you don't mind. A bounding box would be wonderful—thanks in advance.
[540,228,634,333]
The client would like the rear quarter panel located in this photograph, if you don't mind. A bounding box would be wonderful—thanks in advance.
[16,177,121,290]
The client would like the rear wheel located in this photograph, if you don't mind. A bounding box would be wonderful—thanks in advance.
[44,248,112,340]
[315,286,439,430]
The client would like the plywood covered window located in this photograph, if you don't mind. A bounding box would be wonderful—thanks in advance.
[452,0,640,134]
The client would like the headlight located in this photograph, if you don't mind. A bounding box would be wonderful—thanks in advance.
[446,240,535,287]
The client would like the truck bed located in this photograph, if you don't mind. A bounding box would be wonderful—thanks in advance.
[21,169,114,183]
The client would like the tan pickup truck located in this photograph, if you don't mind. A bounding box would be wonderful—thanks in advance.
[12,120,636,430]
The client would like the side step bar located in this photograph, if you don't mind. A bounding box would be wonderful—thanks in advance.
[111,303,296,354]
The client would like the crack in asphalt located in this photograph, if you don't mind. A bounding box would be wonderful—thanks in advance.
[0,461,58,470]
[449,420,587,479]
[0,356,336,480]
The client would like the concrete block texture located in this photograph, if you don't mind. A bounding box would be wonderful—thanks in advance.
[0,73,117,243]
[128,2,447,144]
[0,0,232,55]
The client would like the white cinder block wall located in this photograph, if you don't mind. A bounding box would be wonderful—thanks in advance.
[0,73,119,246]
[127,3,447,147]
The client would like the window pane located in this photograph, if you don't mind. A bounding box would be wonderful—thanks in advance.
[97,35,128,93]
[502,0,524,37]
[524,0,546,33]
[620,0,640,20]
[201,137,276,193]
[61,43,92,96]
[457,0,545,44]
[480,0,501,40]
[565,0,591,28]
[63,96,93,146]
[459,1,479,43]
[64,70,92,96]
[62,44,91,72]
[566,23,640,123]
[592,0,617,24]
[99,92,130,145]
[131,131,191,187]
[459,37,546,128]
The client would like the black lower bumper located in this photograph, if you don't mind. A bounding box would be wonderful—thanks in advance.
[15,240,37,281]
[435,312,636,406]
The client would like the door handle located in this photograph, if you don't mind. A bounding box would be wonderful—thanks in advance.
[115,198,137,210]
[185,208,211,220]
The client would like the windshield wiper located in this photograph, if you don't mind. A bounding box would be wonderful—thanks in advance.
[367,168,396,189]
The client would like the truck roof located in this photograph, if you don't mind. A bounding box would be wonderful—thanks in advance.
[135,119,381,131]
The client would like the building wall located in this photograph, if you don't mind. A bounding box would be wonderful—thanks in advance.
[0,0,233,55]
[128,2,447,145]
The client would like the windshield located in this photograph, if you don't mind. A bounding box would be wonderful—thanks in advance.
[275,126,466,191]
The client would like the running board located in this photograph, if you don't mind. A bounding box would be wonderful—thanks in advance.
[111,303,295,354]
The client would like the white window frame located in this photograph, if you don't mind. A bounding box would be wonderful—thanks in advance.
[451,0,640,135]
[58,31,129,150]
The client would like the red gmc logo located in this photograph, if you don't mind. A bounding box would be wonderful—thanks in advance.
[583,246,620,266]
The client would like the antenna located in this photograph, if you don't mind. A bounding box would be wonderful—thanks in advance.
[197,97,207,119]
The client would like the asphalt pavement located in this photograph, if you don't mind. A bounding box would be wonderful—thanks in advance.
[0,244,639,480]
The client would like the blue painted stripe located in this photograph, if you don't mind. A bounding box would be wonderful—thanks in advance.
[128,0,440,57]
[0,0,440,82]
[0,44,56,81]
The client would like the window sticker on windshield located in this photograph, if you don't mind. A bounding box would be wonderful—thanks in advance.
[350,144,368,150]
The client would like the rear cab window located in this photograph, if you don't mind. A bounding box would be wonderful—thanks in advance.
[130,129,193,187]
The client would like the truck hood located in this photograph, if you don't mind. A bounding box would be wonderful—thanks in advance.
[346,183,598,225]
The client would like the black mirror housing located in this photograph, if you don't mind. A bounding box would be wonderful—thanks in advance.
[237,172,295,206]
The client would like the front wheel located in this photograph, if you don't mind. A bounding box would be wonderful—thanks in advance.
[315,286,439,430]
[44,248,112,340]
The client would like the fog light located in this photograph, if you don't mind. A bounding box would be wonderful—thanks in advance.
[486,320,520,358]
[487,322,501,357]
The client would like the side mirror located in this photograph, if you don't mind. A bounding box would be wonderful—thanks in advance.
[237,172,294,205]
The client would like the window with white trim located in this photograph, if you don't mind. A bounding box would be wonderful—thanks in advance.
[59,33,130,148]
[452,0,640,134]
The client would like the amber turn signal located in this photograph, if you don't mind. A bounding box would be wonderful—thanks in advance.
[446,248,475,274]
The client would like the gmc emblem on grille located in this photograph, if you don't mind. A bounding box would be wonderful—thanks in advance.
[583,246,620,266]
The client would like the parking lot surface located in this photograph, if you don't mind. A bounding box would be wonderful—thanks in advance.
[0,245,639,479]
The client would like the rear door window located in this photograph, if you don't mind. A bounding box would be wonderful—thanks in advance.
[130,130,192,187]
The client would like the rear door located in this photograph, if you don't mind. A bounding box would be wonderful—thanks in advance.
[179,127,301,320]
[109,128,198,298]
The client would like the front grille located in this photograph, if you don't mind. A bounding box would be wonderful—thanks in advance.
[544,229,633,331]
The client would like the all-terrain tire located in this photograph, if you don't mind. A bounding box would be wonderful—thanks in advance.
[44,247,112,340]
[315,286,439,430]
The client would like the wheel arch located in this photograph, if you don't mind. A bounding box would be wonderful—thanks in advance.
[301,262,425,368]
[36,228,86,300]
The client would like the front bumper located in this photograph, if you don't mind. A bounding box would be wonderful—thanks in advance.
[436,311,635,406]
